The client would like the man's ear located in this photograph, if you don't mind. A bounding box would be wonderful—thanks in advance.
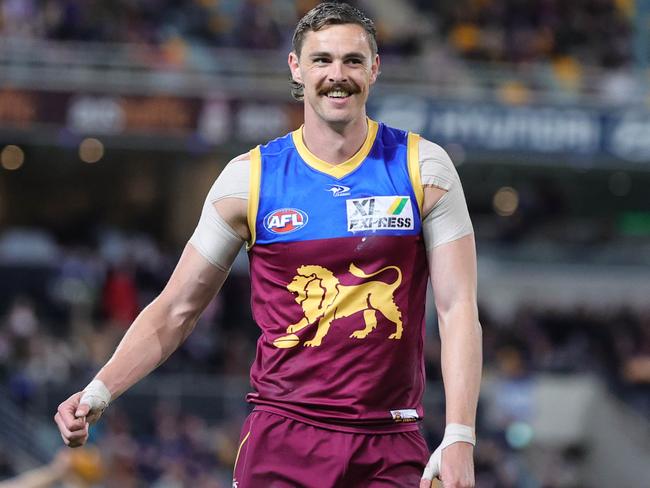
[369,54,380,85]
[288,51,303,84]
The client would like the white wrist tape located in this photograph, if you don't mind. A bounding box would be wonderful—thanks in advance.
[422,424,475,481]
[79,379,111,413]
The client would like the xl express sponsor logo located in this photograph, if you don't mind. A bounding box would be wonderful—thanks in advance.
[264,208,308,234]
[346,196,414,231]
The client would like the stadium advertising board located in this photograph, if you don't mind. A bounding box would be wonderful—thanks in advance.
[2,87,650,163]
[369,96,650,164]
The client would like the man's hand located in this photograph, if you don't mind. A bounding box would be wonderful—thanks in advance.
[439,442,474,487]
[54,392,90,448]
[420,442,475,488]
[54,380,109,448]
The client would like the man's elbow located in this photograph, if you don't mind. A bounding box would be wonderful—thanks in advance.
[146,294,199,338]
[436,300,481,335]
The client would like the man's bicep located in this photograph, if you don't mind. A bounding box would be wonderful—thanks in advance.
[161,243,231,313]
[428,234,478,313]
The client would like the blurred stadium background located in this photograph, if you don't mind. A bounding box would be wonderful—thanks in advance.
[1,0,650,486]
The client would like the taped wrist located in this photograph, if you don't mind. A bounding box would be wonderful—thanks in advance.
[440,423,475,448]
[79,379,111,412]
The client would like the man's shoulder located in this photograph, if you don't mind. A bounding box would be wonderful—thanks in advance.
[374,120,409,143]
[259,130,296,154]
[223,127,295,165]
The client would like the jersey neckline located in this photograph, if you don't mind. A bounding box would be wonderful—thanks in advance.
[291,118,379,179]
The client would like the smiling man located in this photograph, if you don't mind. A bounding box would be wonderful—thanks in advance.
[54,3,481,487]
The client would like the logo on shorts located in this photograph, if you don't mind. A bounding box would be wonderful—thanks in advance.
[326,184,351,197]
[390,409,419,423]
[264,208,308,234]
[346,196,414,232]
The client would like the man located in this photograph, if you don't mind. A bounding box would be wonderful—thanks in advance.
[55,3,482,487]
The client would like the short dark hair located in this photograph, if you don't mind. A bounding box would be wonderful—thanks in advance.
[290,2,378,101]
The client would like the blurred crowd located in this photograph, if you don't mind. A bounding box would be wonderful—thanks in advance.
[0,227,648,486]
[0,0,330,50]
[0,0,634,64]
[432,0,632,67]
[0,0,644,104]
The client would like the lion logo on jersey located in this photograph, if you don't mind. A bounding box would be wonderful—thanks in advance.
[272,263,403,348]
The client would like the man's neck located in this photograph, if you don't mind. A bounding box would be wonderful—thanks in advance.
[301,113,369,165]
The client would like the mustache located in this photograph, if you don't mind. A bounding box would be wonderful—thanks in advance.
[318,82,359,95]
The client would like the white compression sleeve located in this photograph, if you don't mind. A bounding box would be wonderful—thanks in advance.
[419,139,473,249]
[209,155,250,200]
[188,155,248,270]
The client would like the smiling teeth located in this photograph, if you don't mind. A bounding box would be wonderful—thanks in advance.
[327,90,349,98]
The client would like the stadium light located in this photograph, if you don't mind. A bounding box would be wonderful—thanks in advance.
[1,145,25,170]
[79,138,105,164]
[493,186,519,217]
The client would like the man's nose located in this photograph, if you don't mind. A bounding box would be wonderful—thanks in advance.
[328,61,347,82]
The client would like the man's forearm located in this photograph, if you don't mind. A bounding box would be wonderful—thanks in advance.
[90,245,229,400]
[94,296,197,399]
[438,300,482,427]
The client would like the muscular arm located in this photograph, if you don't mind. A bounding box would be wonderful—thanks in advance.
[97,156,251,397]
[423,228,481,488]
[55,156,249,447]
[429,232,482,427]
[95,243,229,398]
[423,185,482,428]
[98,195,249,398]
[56,240,237,446]
[419,139,481,488]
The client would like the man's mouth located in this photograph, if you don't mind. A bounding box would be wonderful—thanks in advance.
[326,89,351,98]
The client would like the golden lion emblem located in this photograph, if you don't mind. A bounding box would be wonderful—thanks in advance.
[273,263,403,348]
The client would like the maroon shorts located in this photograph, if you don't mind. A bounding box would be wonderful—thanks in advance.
[232,411,429,488]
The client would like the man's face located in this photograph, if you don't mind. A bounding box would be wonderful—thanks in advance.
[289,23,380,126]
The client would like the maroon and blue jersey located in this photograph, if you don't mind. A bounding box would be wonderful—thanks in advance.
[246,119,429,433]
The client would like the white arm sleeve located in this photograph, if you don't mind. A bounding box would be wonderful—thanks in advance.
[188,155,249,271]
[419,139,474,249]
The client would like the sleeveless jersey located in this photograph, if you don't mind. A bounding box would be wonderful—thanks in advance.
[246,119,429,433]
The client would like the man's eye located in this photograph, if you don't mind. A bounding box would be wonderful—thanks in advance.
[314,58,329,63]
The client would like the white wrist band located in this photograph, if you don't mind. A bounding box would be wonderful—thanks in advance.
[440,423,475,449]
[422,424,475,481]
[79,379,112,413]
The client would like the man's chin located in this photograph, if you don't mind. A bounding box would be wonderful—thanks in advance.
[318,106,360,125]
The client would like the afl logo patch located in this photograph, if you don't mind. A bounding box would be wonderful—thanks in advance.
[264,208,308,234]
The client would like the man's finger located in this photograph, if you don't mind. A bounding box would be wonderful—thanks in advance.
[56,406,86,432]
[55,411,88,437]
[59,429,87,448]
[420,478,442,488]
[60,431,70,446]
[68,423,89,448]
[54,412,74,439]
[75,402,90,418]
[422,446,442,481]
[57,392,83,422]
